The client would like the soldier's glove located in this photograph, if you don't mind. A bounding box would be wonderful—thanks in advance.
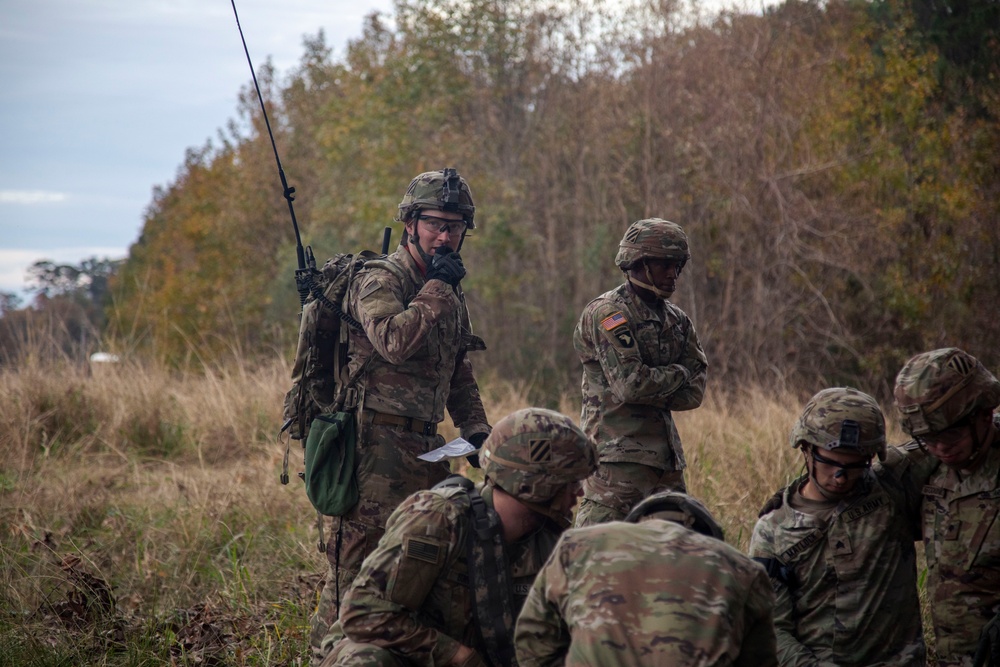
[427,246,466,287]
[466,432,488,469]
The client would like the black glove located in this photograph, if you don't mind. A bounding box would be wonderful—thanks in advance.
[427,247,466,287]
[466,432,488,469]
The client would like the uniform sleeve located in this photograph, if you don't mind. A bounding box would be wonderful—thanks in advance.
[734,567,779,667]
[351,267,461,365]
[446,298,491,438]
[340,493,466,667]
[665,317,707,412]
[576,300,697,407]
[513,539,571,667]
[749,517,823,667]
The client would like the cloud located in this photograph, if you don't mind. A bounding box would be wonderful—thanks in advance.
[0,190,68,205]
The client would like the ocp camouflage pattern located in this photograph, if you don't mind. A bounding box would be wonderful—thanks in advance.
[310,245,490,663]
[322,484,561,667]
[573,282,706,524]
[920,416,1000,666]
[514,520,777,666]
[749,446,936,667]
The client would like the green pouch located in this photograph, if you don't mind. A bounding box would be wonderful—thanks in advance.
[304,411,359,516]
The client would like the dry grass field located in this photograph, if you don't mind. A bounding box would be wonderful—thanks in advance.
[0,354,926,665]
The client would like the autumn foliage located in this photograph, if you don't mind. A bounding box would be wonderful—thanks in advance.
[105,0,1000,398]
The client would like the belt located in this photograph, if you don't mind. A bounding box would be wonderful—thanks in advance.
[369,411,438,436]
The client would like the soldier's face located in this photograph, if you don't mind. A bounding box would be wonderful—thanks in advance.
[406,208,465,259]
[807,446,871,495]
[917,410,993,468]
[550,481,583,523]
[630,258,682,296]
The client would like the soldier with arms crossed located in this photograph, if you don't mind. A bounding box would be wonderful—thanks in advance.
[321,408,597,667]
[515,491,778,667]
[750,387,933,667]
[894,348,1000,667]
[572,218,708,527]
[311,168,492,662]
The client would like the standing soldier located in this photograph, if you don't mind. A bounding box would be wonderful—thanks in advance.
[749,387,932,667]
[320,408,598,667]
[310,168,492,662]
[572,218,707,527]
[515,491,778,667]
[894,348,1000,667]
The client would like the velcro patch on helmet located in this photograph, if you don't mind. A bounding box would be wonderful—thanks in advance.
[529,438,552,463]
[404,537,442,564]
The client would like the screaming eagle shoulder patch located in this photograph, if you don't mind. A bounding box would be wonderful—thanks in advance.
[601,311,634,348]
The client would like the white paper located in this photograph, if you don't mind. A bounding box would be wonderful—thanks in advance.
[417,437,477,462]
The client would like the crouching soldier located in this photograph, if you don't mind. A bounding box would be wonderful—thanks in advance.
[515,491,777,666]
[320,407,598,667]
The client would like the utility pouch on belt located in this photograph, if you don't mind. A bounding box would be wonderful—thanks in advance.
[304,411,359,517]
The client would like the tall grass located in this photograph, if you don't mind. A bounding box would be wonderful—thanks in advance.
[0,353,920,664]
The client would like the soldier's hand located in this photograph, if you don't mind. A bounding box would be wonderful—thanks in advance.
[466,432,488,469]
[449,644,487,667]
[427,247,466,287]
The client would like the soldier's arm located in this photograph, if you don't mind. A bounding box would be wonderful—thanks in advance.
[353,269,461,365]
[664,318,707,412]
[734,566,779,667]
[446,302,491,439]
[513,540,571,667]
[583,304,692,406]
[339,492,469,666]
[749,519,823,667]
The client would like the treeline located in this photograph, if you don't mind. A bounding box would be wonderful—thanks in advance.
[103,0,998,400]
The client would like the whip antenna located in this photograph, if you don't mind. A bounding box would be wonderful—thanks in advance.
[230,0,311,300]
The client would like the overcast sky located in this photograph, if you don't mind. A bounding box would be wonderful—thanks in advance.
[0,0,395,301]
[0,0,747,304]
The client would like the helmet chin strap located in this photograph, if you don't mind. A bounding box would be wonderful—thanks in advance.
[627,264,674,300]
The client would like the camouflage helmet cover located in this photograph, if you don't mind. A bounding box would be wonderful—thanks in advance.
[790,387,887,461]
[395,167,476,228]
[624,491,725,540]
[894,348,1000,436]
[480,408,597,505]
[615,218,691,270]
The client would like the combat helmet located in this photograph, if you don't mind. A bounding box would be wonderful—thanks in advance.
[894,348,1000,437]
[615,218,690,270]
[480,408,597,521]
[395,167,476,228]
[624,491,724,540]
[790,387,887,461]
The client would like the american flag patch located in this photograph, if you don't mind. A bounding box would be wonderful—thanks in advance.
[601,312,627,330]
[405,537,442,564]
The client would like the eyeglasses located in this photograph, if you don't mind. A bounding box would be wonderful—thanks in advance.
[416,214,468,238]
[811,449,872,472]
[914,417,973,449]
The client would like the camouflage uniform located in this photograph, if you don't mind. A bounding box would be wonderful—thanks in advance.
[573,280,707,526]
[516,492,777,666]
[894,348,1000,667]
[322,485,559,667]
[750,450,932,666]
[919,419,1000,666]
[749,387,935,667]
[322,408,598,667]
[310,242,491,656]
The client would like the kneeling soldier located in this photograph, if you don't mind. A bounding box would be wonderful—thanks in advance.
[321,407,597,667]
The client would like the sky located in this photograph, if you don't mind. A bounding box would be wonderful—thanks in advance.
[0,0,395,303]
